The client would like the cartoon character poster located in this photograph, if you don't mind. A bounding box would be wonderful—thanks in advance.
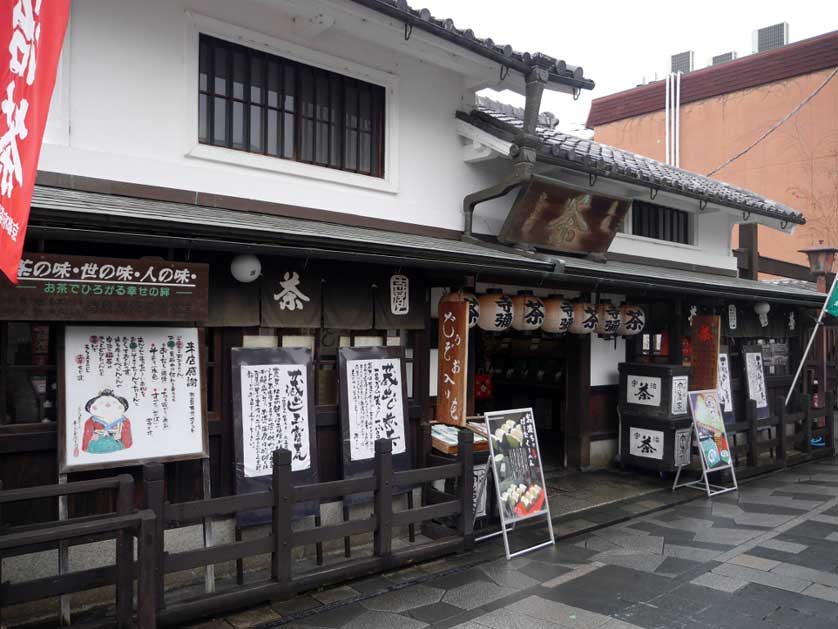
[687,389,732,471]
[61,326,206,472]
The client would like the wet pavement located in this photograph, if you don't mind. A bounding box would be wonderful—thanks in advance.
[196,456,838,628]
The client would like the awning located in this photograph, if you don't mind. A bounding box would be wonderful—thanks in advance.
[28,185,825,307]
[555,255,825,307]
[28,185,556,278]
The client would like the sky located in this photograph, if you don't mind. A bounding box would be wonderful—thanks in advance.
[419,0,837,129]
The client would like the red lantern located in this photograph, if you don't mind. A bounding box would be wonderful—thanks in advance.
[475,374,493,400]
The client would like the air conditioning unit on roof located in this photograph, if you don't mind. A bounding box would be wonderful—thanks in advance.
[712,51,738,65]
[753,23,789,53]
[670,51,693,74]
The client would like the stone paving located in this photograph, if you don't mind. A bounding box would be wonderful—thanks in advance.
[195,456,838,629]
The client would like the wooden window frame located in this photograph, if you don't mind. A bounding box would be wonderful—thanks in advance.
[630,200,692,245]
[199,33,386,178]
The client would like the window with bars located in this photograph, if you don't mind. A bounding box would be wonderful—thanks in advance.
[631,201,691,244]
[199,34,386,177]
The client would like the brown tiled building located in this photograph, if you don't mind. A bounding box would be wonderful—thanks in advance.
[587,30,838,269]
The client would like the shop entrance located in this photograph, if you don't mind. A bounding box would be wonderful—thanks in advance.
[474,332,573,473]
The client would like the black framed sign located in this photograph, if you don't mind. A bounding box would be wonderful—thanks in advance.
[339,345,411,504]
[232,347,318,524]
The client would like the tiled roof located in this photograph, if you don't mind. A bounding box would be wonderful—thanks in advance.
[587,30,838,127]
[348,0,594,91]
[459,98,805,225]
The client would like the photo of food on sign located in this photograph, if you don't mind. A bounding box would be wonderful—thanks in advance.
[688,389,732,470]
[486,409,548,522]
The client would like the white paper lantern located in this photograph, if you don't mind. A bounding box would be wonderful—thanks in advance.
[754,302,771,327]
[230,254,261,283]
[596,301,621,337]
[511,290,544,331]
[477,289,514,332]
[543,295,574,334]
[570,302,598,334]
[618,305,646,336]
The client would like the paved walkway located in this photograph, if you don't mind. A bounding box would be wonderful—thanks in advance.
[212,456,838,629]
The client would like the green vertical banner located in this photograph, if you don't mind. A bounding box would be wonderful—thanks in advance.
[826,280,838,317]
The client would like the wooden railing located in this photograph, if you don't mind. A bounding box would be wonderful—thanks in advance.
[0,475,157,628]
[1,432,475,628]
[725,392,835,477]
[147,431,475,627]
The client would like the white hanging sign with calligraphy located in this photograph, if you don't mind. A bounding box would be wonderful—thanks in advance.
[61,326,206,472]
[240,364,311,477]
[745,351,768,410]
[671,375,689,415]
[629,427,664,460]
[346,357,406,460]
[626,375,661,407]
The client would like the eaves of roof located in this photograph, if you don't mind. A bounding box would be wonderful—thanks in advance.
[28,186,823,307]
[457,108,805,226]
[587,30,838,127]
[347,0,595,91]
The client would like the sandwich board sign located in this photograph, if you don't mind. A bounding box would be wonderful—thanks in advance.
[673,389,738,497]
[484,407,554,559]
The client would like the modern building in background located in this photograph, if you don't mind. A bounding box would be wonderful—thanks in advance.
[587,29,838,270]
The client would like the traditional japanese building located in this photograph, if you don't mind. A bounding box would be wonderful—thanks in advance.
[0,1,830,625]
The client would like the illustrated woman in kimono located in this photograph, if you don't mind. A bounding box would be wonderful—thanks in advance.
[81,389,133,454]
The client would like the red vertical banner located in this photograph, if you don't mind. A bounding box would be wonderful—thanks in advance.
[690,315,721,391]
[437,301,469,426]
[0,0,70,283]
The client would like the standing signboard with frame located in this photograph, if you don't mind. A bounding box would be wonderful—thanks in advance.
[673,389,738,497]
[60,326,208,473]
[484,407,554,559]
[231,347,319,524]
[339,345,412,503]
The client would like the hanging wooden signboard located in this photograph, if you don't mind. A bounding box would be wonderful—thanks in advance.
[231,347,319,524]
[60,326,207,473]
[437,301,469,426]
[498,177,631,254]
[0,253,208,322]
[673,389,738,497]
[485,407,554,559]
[743,346,770,420]
[339,345,411,504]
[690,315,721,390]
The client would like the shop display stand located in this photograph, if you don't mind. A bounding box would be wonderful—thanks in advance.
[672,425,738,497]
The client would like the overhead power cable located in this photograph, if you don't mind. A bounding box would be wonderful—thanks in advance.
[707,66,838,177]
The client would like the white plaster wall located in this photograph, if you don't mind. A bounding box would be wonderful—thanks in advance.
[37,0,509,233]
[590,334,626,387]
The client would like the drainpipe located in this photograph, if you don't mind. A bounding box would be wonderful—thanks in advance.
[462,61,550,239]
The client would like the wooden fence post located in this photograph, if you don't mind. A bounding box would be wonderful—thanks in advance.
[115,474,135,628]
[142,463,166,611]
[774,394,787,464]
[136,510,157,629]
[747,400,758,468]
[272,449,293,588]
[457,430,475,551]
[826,391,835,450]
[373,439,393,559]
[802,394,813,453]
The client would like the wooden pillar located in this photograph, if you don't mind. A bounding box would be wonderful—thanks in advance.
[567,335,591,469]
[373,439,393,559]
[739,224,759,280]
[272,449,292,586]
[456,430,475,550]
[136,510,158,629]
[142,463,166,611]
[115,475,135,628]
